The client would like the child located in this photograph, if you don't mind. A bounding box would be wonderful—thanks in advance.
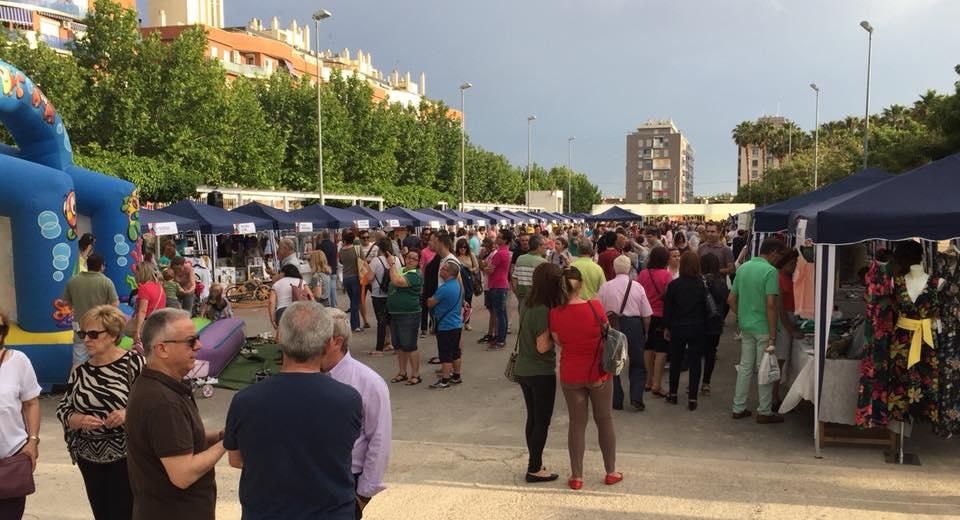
[201,283,233,321]
[162,268,181,309]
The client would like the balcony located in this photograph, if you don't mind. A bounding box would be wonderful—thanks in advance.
[220,60,271,78]
[13,0,87,19]
[38,34,73,50]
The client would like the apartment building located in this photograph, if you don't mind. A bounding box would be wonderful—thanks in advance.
[736,115,789,187]
[625,120,695,203]
[0,0,136,52]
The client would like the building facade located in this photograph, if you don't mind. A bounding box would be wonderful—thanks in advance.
[736,115,788,188]
[143,0,223,28]
[0,0,124,52]
[625,120,695,203]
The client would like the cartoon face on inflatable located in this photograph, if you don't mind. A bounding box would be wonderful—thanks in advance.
[63,191,78,240]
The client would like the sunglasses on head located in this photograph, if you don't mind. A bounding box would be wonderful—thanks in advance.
[162,335,200,349]
[77,329,109,340]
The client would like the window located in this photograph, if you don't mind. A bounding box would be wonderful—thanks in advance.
[223,49,230,62]
[210,46,218,58]
[752,147,760,157]
[653,158,671,170]
[751,170,759,179]
[751,159,758,167]
[644,160,653,169]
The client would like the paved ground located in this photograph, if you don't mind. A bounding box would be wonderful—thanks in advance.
[24,292,960,519]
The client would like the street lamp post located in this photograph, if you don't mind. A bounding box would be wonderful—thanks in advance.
[860,20,874,170]
[313,9,332,204]
[459,82,472,211]
[567,136,575,213]
[810,83,820,189]
[526,115,536,210]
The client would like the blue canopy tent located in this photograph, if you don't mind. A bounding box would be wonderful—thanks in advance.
[288,205,362,229]
[584,206,643,223]
[442,208,476,226]
[232,202,297,231]
[467,209,508,226]
[790,153,960,458]
[161,200,272,235]
[385,207,440,227]
[416,208,457,226]
[139,209,202,234]
[486,210,520,226]
[344,205,413,228]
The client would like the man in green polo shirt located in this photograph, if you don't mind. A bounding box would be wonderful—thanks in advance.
[571,238,605,300]
[63,253,119,368]
[512,235,547,314]
[729,238,787,423]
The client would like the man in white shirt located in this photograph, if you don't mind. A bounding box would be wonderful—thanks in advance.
[322,308,392,519]
[596,255,653,411]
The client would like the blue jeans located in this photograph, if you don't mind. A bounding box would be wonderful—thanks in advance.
[613,316,647,407]
[488,288,509,344]
[328,274,338,308]
[343,275,361,330]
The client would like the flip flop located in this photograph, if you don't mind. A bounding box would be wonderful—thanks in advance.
[367,351,385,357]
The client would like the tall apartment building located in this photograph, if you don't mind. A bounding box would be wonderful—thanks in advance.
[0,0,136,52]
[736,115,789,187]
[625,120,695,203]
[144,0,224,28]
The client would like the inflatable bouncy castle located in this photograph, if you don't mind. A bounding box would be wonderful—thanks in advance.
[0,59,140,388]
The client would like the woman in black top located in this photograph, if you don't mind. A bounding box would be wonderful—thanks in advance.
[699,254,730,396]
[662,251,709,410]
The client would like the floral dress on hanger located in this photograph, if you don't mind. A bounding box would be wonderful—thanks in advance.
[887,274,941,424]
[857,260,896,429]
[934,252,960,437]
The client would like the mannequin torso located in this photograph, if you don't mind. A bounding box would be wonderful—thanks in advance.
[904,263,944,303]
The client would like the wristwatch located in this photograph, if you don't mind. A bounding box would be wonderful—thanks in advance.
[28,435,39,444]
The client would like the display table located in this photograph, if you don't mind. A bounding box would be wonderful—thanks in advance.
[781,345,898,449]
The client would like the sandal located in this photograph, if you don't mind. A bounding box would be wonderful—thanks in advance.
[383,346,395,353]
[405,376,422,386]
[652,388,668,398]
[368,351,385,357]
[644,385,653,392]
[701,384,711,395]
[427,357,442,365]
[390,373,408,383]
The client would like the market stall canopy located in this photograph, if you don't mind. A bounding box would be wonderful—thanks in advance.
[506,210,542,224]
[753,168,891,233]
[416,208,457,226]
[232,202,297,231]
[344,205,406,229]
[160,200,272,235]
[467,209,508,226]
[585,206,644,223]
[443,208,476,226]
[385,207,440,227]
[486,210,520,226]
[796,153,960,244]
[139,209,202,234]
[288,204,363,230]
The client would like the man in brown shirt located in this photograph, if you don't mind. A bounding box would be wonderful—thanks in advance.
[126,309,225,520]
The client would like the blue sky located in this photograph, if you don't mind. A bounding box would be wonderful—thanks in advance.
[139,0,960,197]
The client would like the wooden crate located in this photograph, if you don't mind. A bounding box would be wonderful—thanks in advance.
[818,421,897,450]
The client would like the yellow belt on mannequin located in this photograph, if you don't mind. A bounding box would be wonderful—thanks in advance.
[896,316,934,368]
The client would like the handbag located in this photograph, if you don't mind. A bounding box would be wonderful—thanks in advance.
[703,276,721,320]
[504,333,520,383]
[606,279,632,331]
[587,301,628,376]
[356,246,371,285]
[0,348,36,499]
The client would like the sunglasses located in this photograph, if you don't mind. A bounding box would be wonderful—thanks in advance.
[0,323,8,335]
[361,235,370,239]
[78,329,109,340]
[162,335,200,349]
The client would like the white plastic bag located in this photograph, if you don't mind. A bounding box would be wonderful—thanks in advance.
[758,351,781,385]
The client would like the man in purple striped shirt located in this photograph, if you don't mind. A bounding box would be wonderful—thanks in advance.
[323,308,393,519]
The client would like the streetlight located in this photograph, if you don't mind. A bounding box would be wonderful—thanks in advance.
[860,20,874,170]
[526,115,536,210]
[810,83,820,189]
[567,136,575,213]
[459,82,472,211]
[313,9,332,204]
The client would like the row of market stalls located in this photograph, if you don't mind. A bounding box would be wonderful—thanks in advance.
[748,152,960,462]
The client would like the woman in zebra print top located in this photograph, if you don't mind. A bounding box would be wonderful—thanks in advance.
[57,305,144,520]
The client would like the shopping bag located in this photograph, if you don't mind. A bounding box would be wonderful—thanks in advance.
[758,351,781,385]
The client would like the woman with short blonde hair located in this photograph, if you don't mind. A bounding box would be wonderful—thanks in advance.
[131,262,165,347]
[57,305,145,520]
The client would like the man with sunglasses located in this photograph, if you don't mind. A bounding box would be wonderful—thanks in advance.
[126,309,225,520]
[63,253,119,369]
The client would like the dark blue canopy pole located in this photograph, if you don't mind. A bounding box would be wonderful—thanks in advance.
[813,243,836,459]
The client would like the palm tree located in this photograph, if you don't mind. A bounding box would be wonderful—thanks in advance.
[881,104,909,130]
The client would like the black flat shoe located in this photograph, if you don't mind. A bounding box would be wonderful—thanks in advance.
[665,395,678,405]
[688,400,698,411]
[631,400,645,412]
[525,472,560,483]
[613,403,624,411]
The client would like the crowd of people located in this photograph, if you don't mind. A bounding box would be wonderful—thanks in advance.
[0,216,805,519]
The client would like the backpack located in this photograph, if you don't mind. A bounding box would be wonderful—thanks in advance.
[376,257,390,294]
[459,264,475,298]
[588,301,628,376]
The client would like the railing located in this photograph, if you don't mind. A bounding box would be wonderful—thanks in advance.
[11,0,87,19]
[38,33,73,50]
[220,60,271,78]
